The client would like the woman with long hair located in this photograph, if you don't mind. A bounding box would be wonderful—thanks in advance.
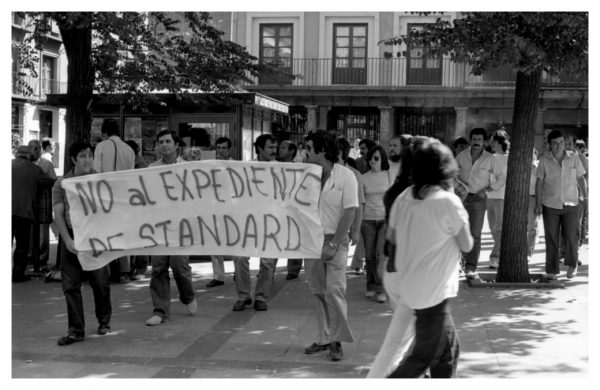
[368,138,472,378]
[361,145,391,303]
[486,129,509,269]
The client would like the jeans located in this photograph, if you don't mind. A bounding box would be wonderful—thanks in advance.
[486,198,504,262]
[580,199,588,245]
[361,219,386,293]
[304,235,354,344]
[542,205,581,275]
[527,196,540,257]
[234,257,276,302]
[350,233,365,270]
[387,299,460,378]
[463,193,487,272]
[211,255,225,281]
[287,259,303,276]
[39,223,51,266]
[61,230,111,337]
[12,215,32,281]
[149,255,196,319]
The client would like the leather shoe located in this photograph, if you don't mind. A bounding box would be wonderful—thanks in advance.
[329,341,343,361]
[286,274,298,280]
[57,334,84,346]
[232,298,252,311]
[254,300,268,311]
[97,325,110,335]
[206,279,225,288]
[185,299,197,315]
[304,342,330,354]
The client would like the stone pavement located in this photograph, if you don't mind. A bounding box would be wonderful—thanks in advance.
[11,224,588,378]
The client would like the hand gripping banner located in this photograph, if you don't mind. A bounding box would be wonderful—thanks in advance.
[62,160,324,270]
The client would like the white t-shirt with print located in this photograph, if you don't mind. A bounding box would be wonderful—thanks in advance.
[386,186,469,309]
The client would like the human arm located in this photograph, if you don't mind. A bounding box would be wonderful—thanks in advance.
[455,223,473,252]
[92,142,103,172]
[53,202,77,254]
[350,203,363,245]
[322,207,356,259]
[577,176,588,200]
[534,177,544,215]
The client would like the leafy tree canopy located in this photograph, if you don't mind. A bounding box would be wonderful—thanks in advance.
[382,12,587,77]
[15,12,265,106]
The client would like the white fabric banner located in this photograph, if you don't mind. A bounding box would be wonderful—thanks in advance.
[63,160,324,271]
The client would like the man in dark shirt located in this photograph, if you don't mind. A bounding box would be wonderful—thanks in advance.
[12,145,55,282]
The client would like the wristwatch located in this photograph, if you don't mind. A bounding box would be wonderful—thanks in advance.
[328,242,338,250]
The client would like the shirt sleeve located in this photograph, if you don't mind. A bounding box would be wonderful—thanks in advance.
[440,193,469,236]
[356,172,366,204]
[575,154,585,178]
[536,157,546,179]
[342,168,359,209]
[93,142,103,173]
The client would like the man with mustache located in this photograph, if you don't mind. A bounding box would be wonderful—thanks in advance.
[455,128,498,279]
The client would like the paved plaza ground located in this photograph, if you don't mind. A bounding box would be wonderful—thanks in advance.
[11,220,589,379]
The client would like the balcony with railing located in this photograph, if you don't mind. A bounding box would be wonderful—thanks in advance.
[244,58,587,89]
[12,71,68,100]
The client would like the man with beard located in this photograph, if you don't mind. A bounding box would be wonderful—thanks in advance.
[455,128,497,279]
[388,134,412,182]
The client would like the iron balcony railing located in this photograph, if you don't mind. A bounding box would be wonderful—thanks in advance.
[12,72,68,99]
[245,58,587,89]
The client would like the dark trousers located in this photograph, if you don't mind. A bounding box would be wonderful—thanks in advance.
[287,259,303,276]
[361,219,386,293]
[388,299,460,378]
[543,205,580,275]
[61,231,111,337]
[463,194,487,272]
[12,215,33,281]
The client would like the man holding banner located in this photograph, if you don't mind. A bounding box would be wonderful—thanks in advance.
[303,131,358,361]
[53,142,112,345]
[232,134,279,312]
[145,130,197,326]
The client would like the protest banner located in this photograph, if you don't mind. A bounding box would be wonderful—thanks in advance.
[62,160,324,271]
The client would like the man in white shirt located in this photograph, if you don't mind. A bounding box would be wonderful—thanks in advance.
[41,138,54,163]
[535,130,587,280]
[207,137,235,288]
[278,140,304,280]
[455,128,496,279]
[93,119,135,283]
[388,134,412,183]
[303,131,358,361]
[145,130,197,326]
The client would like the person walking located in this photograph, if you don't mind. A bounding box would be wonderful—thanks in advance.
[303,131,357,361]
[53,142,112,345]
[361,145,391,303]
[145,130,197,326]
[12,146,55,282]
[232,134,278,311]
[486,130,509,269]
[535,130,587,280]
[93,118,135,283]
[455,128,496,279]
[369,138,472,378]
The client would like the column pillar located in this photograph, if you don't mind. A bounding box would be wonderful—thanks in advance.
[454,106,469,140]
[319,106,330,130]
[378,106,394,150]
[306,105,318,132]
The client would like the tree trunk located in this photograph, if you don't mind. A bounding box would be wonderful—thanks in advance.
[496,68,542,283]
[58,16,93,171]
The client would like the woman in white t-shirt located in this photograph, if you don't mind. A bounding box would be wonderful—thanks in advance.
[368,138,473,378]
[486,130,509,269]
[361,145,392,303]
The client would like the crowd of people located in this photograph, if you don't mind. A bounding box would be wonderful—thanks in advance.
[12,119,588,376]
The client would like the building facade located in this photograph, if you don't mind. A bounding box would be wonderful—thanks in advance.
[11,13,68,175]
[223,12,588,151]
